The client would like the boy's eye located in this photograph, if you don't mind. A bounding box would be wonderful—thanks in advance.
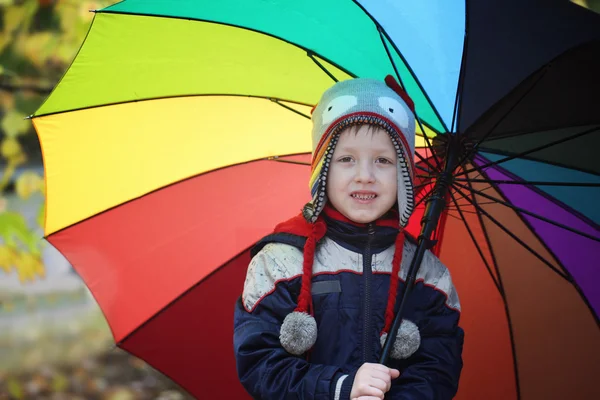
[376,157,394,164]
[338,156,353,163]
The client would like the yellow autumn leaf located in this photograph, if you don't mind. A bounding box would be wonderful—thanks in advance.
[0,211,41,253]
[15,170,43,200]
[0,245,18,273]
[1,110,29,137]
[1,137,22,158]
[15,251,45,283]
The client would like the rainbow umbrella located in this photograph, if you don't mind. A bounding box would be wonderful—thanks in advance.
[31,0,600,399]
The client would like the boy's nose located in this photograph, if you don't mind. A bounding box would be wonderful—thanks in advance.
[355,161,375,183]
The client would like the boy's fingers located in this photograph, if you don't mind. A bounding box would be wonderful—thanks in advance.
[371,371,392,388]
[361,385,384,398]
[370,364,392,373]
[370,376,391,392]
[370,363,399,378]
[369,364,400,380]
[389,368,401,379]
[355,383,384,399]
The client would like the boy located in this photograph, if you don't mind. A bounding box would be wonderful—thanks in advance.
[234,77,463,400]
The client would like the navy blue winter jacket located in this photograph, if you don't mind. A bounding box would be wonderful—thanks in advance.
[234,216,464,399]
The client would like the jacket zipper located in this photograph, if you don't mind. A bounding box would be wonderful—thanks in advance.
[362,223,375,363]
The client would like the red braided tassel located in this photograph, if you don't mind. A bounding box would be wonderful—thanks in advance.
[295,219,327,313]
[383,231,405,333]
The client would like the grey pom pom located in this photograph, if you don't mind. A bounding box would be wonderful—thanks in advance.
[280,311,317,355]
[380,320,421,359]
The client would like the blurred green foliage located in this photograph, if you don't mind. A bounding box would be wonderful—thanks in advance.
[1,0,113,159]
[0,0,113,282]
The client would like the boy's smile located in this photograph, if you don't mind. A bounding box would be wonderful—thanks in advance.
[326,124,398,224]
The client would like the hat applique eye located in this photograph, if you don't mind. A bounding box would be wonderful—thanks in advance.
[379,96,409,130]
[321,95,357,125]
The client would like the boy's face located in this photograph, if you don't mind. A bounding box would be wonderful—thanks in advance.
[326,125,398,224]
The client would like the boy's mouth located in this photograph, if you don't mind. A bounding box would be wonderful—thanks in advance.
[351,191,377,201]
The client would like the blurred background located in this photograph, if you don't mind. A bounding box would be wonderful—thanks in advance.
[0,0,598,399]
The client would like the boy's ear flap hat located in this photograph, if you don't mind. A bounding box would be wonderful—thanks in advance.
[279,76,421,359]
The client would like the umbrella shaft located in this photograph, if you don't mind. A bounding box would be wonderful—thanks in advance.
[380,137,460,364]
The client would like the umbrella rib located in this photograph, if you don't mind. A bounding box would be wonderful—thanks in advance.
[444,211,465,222]
[413,181,433,192]
[471,155,600,230]
[376,25,402,92]
[451,0,471,134]
[270,98,311,119]
[455,64,550,168]
[451,183,571,280]
[474,146,600,177]
[454,181,600,242]
[480,124,598,143]
[414,186,435,210]
[462,173,523,399]
[415,164,432,174]
[414,151,440,173]
[446,204,494,212]
[33,93,316,119]
[455,178,600,187]
[270,157,310,166]
[456,126,599,177]
[416,174,436,180]
[374,25,443,168]
[306,51,339,83]
[448,189,501,291]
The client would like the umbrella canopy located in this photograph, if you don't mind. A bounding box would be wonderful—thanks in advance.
[31,1,600,399]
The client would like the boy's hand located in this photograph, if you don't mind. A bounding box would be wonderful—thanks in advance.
[350,363,400,400]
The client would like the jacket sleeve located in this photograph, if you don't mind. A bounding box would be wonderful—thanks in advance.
[387,257,464,400]
[233,245,346,400]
